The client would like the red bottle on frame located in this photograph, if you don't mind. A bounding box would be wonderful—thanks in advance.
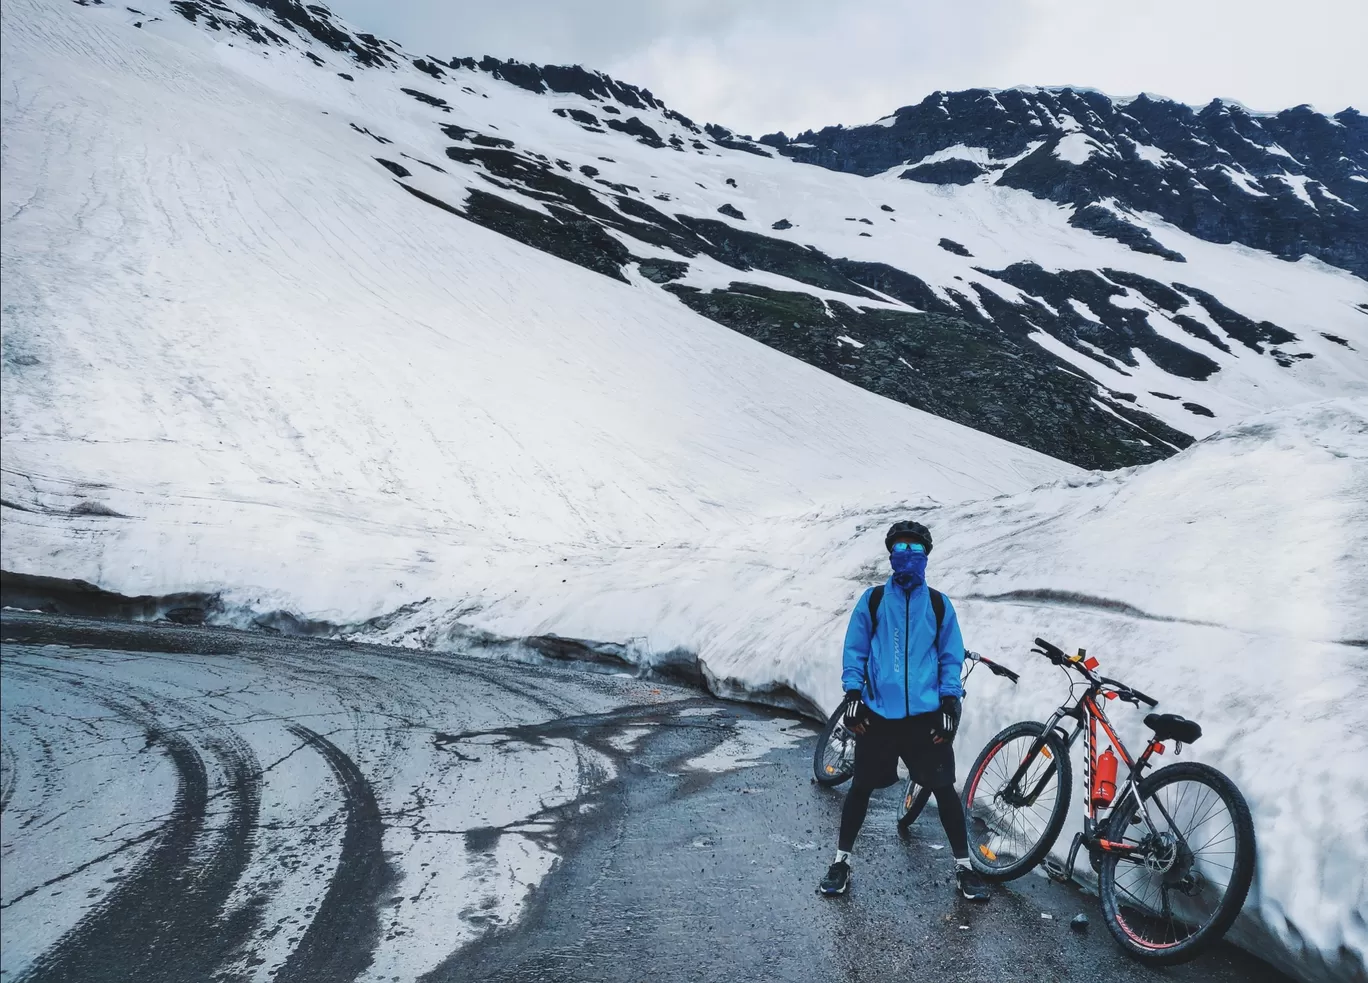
[1092,747,1118,807]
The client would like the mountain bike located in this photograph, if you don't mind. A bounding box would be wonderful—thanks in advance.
[961,637,1255,964]
[812,650,1020,826]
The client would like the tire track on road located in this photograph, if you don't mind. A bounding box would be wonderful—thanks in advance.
[0,738,17,813]
[18,693,263,983]
[273,725,396,983]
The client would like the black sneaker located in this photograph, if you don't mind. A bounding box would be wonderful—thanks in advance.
[818,861,851,896]
[956,866,990,901]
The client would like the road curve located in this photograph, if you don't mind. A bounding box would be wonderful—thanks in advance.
[0,613,1287,982]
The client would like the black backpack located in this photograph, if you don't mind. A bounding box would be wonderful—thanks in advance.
[868,584,946,641]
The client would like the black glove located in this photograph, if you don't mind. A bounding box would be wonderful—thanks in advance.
[841,690,871,734]
[934,695,962,743]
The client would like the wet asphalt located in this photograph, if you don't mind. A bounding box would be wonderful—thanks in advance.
[0,612,1286,983]
[436,704,1284,983]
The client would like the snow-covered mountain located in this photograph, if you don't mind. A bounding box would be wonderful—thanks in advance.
[96,0,1368,471]
[28,0,1362,473]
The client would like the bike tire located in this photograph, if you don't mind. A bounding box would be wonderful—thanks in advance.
[1099,761,1256,965]
[813,705,856,786]
[897,780,932,833]
[961,720,1072,881]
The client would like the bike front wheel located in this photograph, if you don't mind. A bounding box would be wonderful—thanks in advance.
[962,720,1072,881]
[812,705,856,786]
[1099,761,1256,964]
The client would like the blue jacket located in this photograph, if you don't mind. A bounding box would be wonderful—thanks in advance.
[841,578,965,718]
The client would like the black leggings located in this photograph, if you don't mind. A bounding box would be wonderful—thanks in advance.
[838,783,969,858]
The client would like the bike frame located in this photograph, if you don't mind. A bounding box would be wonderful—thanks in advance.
[1008,681,1176,879]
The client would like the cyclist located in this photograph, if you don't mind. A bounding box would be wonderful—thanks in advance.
[818,520,990,901]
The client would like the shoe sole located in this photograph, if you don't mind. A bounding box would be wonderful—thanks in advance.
[818,881,850,897]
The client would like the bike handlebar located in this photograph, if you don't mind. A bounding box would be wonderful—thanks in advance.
[966,650,1020,684]
[1032,638,1158,707]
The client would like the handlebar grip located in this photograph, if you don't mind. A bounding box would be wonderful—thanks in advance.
[992,664,1021,683]
[1132,688,1158,707]
[1033,637,1065,662]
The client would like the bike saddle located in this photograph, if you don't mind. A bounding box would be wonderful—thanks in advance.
[1145,713,1203,745]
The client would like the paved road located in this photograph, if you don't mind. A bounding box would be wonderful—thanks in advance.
[0,613,1284,982]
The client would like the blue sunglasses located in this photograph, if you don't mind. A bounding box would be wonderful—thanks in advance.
[891,541,926,553]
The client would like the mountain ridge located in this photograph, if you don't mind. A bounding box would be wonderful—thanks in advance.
[30,0,1368,473]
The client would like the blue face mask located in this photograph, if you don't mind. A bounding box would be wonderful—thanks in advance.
[890,548,927,588]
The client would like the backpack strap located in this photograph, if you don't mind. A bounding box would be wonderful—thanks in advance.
[869,584,943,637]
[929,588,945,640]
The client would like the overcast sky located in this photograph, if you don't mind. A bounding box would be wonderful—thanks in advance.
[326,0,1367,135]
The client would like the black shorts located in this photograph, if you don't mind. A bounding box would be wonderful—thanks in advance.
[852,710,955,791]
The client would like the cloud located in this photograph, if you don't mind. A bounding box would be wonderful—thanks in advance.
[325,0,1367,134]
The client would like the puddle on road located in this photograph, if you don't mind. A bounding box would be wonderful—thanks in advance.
[681,715,806,773]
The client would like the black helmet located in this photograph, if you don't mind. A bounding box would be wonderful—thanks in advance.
[884,520,932,554]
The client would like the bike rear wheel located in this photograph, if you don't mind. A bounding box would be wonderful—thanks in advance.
[1099,761,1255,964]
[812,705,856,786]
[962,721,1072,881]
[897,778,932,833]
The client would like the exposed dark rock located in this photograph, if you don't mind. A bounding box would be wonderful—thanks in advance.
[596,179,638,195]
[1069,203,1186,262]
[938,238,972,257]
[337,72,353,80]
[401,153,447,173]
[171,0,286,44]
[1182,401,1215,417]
[412,57,444,78]
[982,263,1221,380]
[579,164,599,178]
[553,107,600,128]
[664,281,1184,469]
[439,123,511,148]
[717,203,746,220]
[881,204,895,212]
[305,51,323,66]
[1322,332,1353,348]
[457,57,677,123]
[1099,269,1186,311]
[244,0,394,66]
[606,116,665,148]
[400,87,450,111]
[672,217,879,299]
[771,219,793,230]
[704,122,773,157]
[349,122,390,144]
[1172,283,1297,352]
[901,159,986,185]
[373,157,410,178]
[457,189,630,281]
[636,258,689,283]
[725,178,737,187]
[1170,315,1231,354]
